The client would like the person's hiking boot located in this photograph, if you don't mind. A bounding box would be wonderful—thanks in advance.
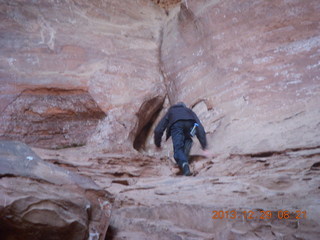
[182,163,192,176]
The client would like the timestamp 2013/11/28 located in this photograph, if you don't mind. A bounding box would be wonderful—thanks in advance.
[211,210,307,220]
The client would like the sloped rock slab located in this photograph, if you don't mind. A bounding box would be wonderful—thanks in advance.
[0,141,112,240]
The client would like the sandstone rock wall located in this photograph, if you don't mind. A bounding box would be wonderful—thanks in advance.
[1,0,319,153]
[0,88,105,149]
[0,0,166,151]
[160,0,320,155]
[1,1,319,239]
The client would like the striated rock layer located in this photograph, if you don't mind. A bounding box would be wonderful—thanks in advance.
[34,144,320,240]
[0,88,106,149]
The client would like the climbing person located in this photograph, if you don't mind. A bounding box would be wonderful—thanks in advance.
[154,102,209,176]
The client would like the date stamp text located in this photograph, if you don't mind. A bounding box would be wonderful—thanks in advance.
[212,210,307,220]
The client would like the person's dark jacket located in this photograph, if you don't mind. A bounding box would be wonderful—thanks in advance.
[154,103,207,149]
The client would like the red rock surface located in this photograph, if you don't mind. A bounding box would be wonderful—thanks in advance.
[0,0,320,239]
[160,0,320,155]
[0,141,112,240]
[0,88,105,149]
[0,0,166,151]
[34,143,320,240]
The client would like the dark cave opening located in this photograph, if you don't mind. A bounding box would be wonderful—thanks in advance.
[132,96,165,152]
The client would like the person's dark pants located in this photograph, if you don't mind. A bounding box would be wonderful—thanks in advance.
[170,120,194,168]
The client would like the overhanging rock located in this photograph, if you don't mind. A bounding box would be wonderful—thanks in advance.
[0,89,106,149]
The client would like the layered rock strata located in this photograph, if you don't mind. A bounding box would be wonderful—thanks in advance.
[34,145,320,240]
[0,0,319,239]
[0,88,105,149]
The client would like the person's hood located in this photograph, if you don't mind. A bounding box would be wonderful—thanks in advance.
[172,102,187,108]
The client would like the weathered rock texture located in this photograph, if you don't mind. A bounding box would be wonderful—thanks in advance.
[0,141,112,240]
[34,144,320,240]
[0,0,166,151]
[160,0,320,156]
[0,88,105,149]
[152,0,181,11]
[0,0,320,239]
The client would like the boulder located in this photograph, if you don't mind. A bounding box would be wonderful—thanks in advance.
[0,140,112,240]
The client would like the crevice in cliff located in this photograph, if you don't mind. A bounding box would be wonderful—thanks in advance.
[248,151,277,158]
[132,96,165,152]
[105,225,117,240]
[158,22,174,105]
[238,145,320,159]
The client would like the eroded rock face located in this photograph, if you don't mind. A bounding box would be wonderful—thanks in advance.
[0,0,167,151]
[151,0,182,10]
[34,144,320,240]
[0,141,112,240]
[160,0,320,155]
[0,88,105,149]
[1,0,320,239]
